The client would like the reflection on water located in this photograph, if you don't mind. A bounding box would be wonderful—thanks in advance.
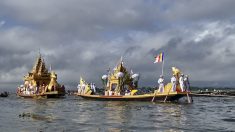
[0,95,234,131]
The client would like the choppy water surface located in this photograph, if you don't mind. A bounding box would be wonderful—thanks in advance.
[0,94,234,132]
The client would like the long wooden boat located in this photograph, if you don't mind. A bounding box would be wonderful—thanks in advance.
[79,92,188,102]
[77,58,192,103]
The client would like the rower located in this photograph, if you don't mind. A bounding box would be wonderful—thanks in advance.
[91,83,96,93]
[179,74,185,92]
[184,75,190,92]
[171,74,177,92]
[158,75,164,93]
[77,84,81,94]
[184,74,193,103]
[81,84,86,94]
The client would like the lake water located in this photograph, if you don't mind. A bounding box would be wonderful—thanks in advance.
[0,94,234,132]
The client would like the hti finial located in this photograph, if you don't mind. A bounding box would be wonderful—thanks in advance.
[38,48,41,57]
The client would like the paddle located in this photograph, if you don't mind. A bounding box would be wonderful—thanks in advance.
[151,90,157,102]
[164,87,171,103]
[187,83,193,103]
[186,91,191,103]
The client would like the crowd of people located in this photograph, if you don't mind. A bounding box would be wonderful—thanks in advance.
[103,89,131,96]
[157,74,190,93]
[17,83,48,95]
[17,82,64,95]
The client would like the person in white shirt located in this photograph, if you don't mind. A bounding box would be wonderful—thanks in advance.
[91,83,96,93]
[81,84,86,94]
[179,74,185,92]
[171,74,177,92]
[77,84,81,94]
[158,75,164,93]
[92,83,96,93]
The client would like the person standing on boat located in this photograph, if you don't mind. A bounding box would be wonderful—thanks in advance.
[171,74,177,92]
[81,84,86,94]
[179,74,185,92]
[158,75,164,93]
[90,83,96,94]
[92,83,96,93]
[77,84,81,94]
[184,75,190,92]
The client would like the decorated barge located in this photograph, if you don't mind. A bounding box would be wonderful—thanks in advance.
[77,58,191,102]
[17,53,65,99]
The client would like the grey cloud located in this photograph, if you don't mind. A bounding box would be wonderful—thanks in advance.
[163,0,235,22]
[1,1,235,88]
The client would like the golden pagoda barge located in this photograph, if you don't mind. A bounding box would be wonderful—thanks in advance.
[77,59,191,102]
[17,54,65,99]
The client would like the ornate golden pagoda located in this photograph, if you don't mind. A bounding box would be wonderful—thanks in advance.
[24,54,51,87]
[18,53,65,98]
[106,60,138,95]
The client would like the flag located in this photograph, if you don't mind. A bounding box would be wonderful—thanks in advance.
[154,52,164,63]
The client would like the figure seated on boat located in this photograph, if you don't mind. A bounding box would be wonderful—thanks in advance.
[61,85,65,93]
[125,90,131,95]
[90,83,96,94]
[115,91,121,96]
[17,84,31,95]
[104,90,108,96]
[108,90,113,96]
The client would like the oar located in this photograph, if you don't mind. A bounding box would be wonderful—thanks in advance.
[151,90,157,102]
[164,86,172,103]
[186,91,191,103]
[164,88,171,103]
[188,84,193,103]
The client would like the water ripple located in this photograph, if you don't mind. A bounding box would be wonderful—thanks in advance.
[0,95,235,131]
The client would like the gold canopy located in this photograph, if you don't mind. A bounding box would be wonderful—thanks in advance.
[107,60,135,94]
[23,54,61,92]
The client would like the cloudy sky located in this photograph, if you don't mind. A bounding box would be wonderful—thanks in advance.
[1,0,235,89]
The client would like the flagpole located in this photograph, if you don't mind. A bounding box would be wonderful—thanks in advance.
[162,59,164,76]
[161,52,164,76]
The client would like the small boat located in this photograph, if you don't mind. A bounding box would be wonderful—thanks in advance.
[77,58,191,102]
[0,92,9,97]
[17,53,65,99]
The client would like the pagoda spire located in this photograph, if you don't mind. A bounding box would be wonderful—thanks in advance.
[32,54,42,73]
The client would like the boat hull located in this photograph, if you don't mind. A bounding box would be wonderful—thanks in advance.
[17,91,65,99]
[78,92,188,102]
